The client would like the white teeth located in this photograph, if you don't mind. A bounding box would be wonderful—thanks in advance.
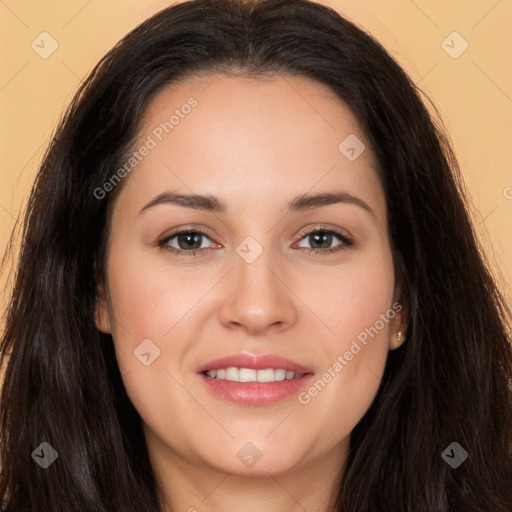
[274,369,286,381]
[238,368,256,382]
[225,367,238,381]
[256,368,274,382]
[205,367,300,382]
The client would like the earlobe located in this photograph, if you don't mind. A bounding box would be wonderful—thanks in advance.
[389,311,408,350]
[94,283,112,333]
[389,282,410,350]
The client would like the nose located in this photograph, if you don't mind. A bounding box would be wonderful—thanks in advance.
[218,249,298,336]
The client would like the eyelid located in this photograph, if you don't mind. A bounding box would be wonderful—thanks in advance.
[158,224,218,242]
[295,223,351,242]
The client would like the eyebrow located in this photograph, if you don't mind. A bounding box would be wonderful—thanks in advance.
[138,190,375,217]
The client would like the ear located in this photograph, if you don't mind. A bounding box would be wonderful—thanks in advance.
[389,280,409,350]
[95,281,112,333]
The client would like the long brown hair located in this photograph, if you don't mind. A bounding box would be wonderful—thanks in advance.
[1,1,511,510]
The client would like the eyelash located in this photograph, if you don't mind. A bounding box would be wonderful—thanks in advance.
[157,225,353,257]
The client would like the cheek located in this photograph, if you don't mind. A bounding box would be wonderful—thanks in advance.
[106,252,208,342]
[104,249,207,401]
[294,245,394,432]
[304,241,395,345]
[104,260,202,437]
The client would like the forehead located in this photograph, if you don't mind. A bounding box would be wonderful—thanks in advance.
[114,72,385,222]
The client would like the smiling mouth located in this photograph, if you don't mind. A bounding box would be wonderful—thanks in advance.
[199,368,314,406]
[202,367,308,382]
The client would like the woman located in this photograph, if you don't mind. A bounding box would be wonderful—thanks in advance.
[1,0,511,510]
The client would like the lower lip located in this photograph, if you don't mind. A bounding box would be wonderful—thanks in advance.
[199,372,315,405]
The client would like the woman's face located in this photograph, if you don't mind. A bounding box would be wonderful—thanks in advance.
[96,72,406,480]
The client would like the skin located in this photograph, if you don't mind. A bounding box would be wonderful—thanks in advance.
[95,72,408,512]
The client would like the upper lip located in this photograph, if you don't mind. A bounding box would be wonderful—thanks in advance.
[197,353,314,374]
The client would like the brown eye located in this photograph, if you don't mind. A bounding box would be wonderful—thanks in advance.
[307,231,336,249]
[295,228,353,254]
[158,229,217,256]
[174,232,205,250]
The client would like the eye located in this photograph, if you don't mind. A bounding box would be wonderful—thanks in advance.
[157,229,218,256]
[157,225,353,257]
[294,227,353,255]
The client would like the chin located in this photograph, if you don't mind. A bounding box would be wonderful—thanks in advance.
[199,437,311,476]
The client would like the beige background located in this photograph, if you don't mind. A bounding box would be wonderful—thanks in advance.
[1,0,511,329]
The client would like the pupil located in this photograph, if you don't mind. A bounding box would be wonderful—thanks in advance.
[179,232,201,250]
[311,231,331,249]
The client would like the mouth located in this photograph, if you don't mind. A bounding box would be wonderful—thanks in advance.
[197,354,315,406]
[202,367,305,382]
